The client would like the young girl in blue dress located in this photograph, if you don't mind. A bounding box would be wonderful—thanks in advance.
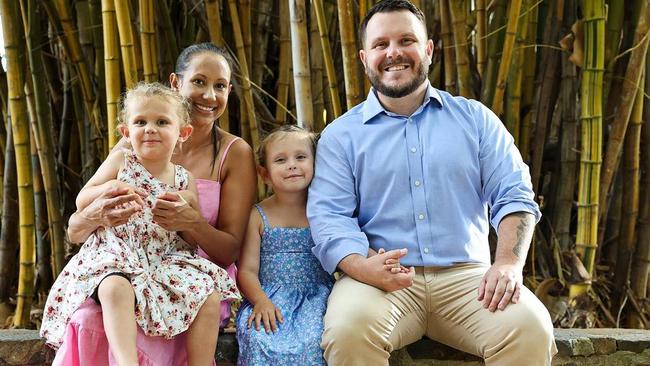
[235,125,333,365]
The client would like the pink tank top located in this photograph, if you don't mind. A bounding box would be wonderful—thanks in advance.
[195,137,241,327]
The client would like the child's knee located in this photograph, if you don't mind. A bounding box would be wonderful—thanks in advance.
[97,276,134,305]
[198,292,221,319]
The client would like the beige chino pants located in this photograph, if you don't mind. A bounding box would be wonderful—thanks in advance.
[321,263,557,366]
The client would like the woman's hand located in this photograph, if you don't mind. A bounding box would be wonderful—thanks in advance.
[83,184,146,227]
[68,185,146,243]
[247,297,284,333]
[151,190,201,231]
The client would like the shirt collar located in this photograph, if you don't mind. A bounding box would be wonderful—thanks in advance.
[362,82,443,124]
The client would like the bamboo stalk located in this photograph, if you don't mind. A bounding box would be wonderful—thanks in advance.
[529,1,562,192]
[519,1,538,159]
[570,0,605,299]
[602,0,625,108]
[289,0,314,129]
[114,0,138,88]
[490,0,522,115]
[241,0,252,76]
[439,0,457,95]
[505,0,529,143]
[157,0,178,75]
[552,4,579,253]
[0,0,36,327]
[476,0,487,78]
[314,0,341,118]
[480,0,506,104]
[31,127,52,294]
[139,0,156,82]
[0,123,18,304]
[227,0,259,150]
[623,71,644,327]
[630,53,650,327]
[310,2,325,131]
[204,0,229,132]
[337,0,362,109]
[449,0,474,98]
[275,0,292,123]
[252,0,272,86]
[21,0,65,276]
[598,0,650,234]
[46,0,100,142]
[102,0,121,149]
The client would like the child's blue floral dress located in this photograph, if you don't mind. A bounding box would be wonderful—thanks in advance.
[236,204,333,365]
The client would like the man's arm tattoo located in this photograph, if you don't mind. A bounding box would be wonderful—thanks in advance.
[512,214,532,259]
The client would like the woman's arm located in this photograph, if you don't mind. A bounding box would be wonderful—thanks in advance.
[153,140,257,266]
[67,186,146,243]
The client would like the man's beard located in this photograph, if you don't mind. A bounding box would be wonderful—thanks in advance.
[366,55,430,98]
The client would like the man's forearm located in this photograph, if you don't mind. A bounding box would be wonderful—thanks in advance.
[494,212,535,267]
[337,253,368,282]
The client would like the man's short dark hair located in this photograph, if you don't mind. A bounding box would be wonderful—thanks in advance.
[359,0,427,47]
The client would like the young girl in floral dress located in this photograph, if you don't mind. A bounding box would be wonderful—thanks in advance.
[41,82,239,366]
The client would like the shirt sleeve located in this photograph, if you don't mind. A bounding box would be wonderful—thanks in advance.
[307,129,369,274]
[474,101,542,229]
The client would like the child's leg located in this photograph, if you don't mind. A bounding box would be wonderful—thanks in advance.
[187,292,221,366]
[97,275,138,366]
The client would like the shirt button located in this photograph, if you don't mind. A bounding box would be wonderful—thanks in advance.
[424,248,429,254]
[414,180,421,187]
[410,147,417,153]
[418,214,425,220]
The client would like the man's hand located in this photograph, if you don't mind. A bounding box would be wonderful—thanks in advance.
[340,249,415,292]
[477,262,522,312]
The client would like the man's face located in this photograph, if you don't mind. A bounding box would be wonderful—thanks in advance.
[360,10,433,99]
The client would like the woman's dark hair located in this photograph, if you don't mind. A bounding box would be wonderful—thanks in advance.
[359,0,427,47]
[175,42,233,175]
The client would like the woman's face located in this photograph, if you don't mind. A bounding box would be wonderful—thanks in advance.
[171,52,232,128]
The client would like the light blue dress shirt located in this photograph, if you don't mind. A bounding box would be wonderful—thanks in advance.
[307,83,541,274]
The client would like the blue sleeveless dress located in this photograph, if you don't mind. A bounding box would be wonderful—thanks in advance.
[236,205,333,365]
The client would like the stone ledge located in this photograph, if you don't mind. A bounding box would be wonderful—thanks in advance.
[1,328,650,365]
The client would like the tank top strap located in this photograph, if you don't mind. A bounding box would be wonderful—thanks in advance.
[254,204,270,229]
[217,137,242,183]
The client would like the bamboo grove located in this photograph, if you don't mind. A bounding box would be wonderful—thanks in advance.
[0,0,648,330]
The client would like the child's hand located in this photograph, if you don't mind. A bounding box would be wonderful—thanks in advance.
[247,298,284,333]
[378,248,411,274]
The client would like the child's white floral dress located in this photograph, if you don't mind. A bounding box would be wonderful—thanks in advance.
[41,150,239,347]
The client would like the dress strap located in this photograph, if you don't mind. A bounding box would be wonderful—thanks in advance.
[217,137,242,183]
[254,204,270,228]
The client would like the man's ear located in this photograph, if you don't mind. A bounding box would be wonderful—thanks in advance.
[170,73,180,90]
[179,125,193,142]
[426,39,434,60]
[359,49,366,65]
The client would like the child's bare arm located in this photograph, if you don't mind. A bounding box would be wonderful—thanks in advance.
[75,149,144,211]
[237,208,283,333]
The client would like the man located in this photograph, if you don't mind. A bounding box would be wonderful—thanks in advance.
[307,1,557,365]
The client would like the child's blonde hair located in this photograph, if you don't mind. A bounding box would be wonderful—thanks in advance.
[117,82,191,129]
[257,125,318,168]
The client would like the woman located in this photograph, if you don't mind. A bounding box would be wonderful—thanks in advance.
[57,43,257,365]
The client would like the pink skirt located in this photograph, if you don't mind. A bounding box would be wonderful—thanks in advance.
[51,264,237,366]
